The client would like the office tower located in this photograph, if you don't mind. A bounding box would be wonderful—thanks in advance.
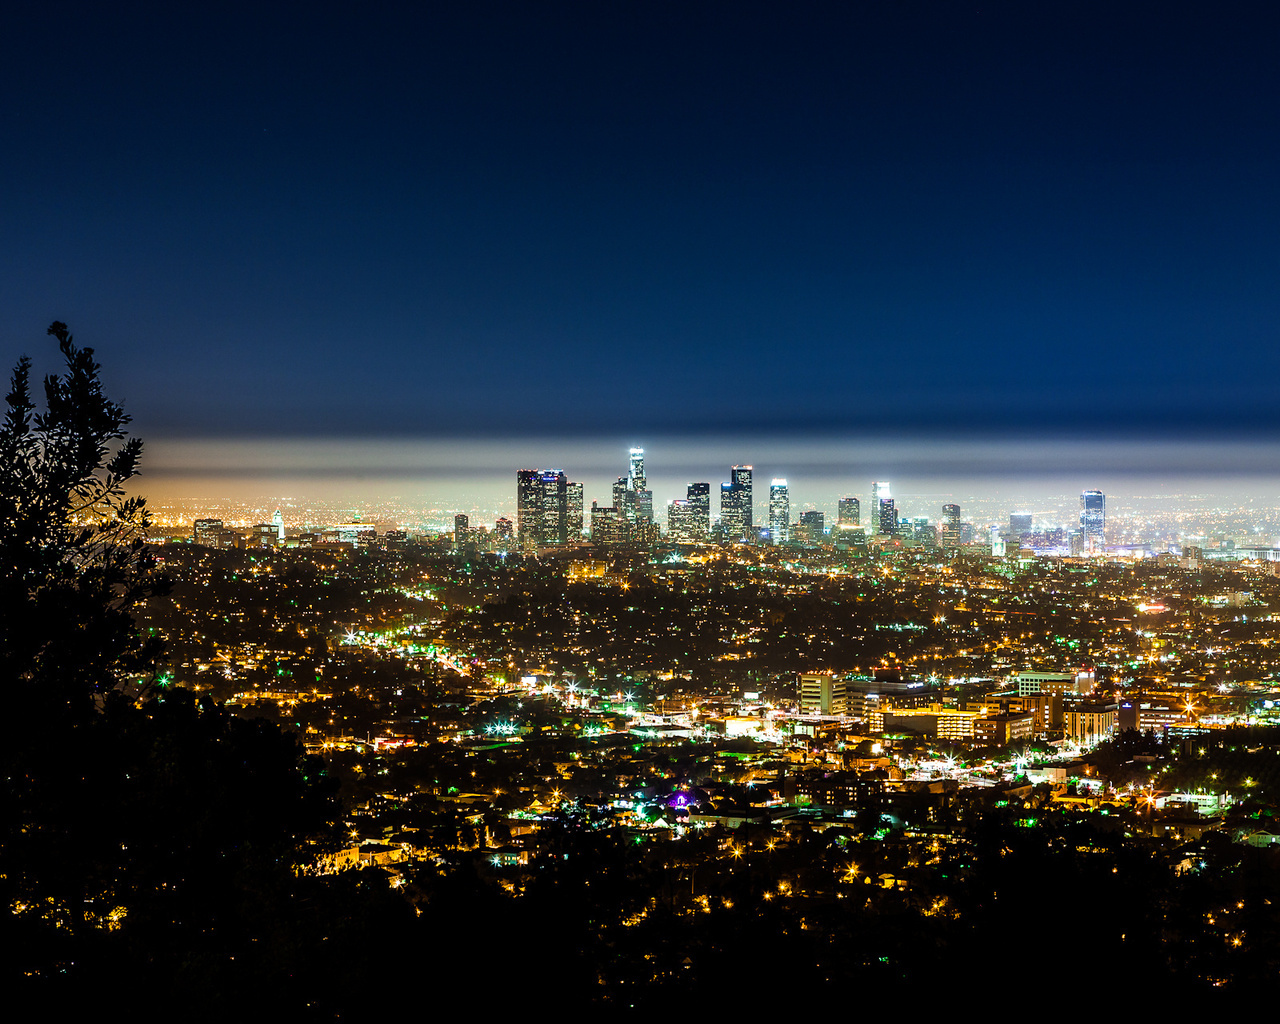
[590,501,626,545]
[686,483,711,541]
[1080,490,1105,552]
[799,510,824,546]
[878,498,896,535]
[494,517,514,547]
[193,518,223,547]
[872,481,895,534]
[454,514,469,547]
[517,470,542,547]
[799,673,847,715]
[911,516,935,546]
[627,447,653,524]
[667,499,694,543]
[629,447,646,491]
[941,504,961,547]
[272,508,285,543]
[769,479,789,545]
[1010,512,1033,537]
[837,496,860,526]
[720,465,753,540]
[540,470,569,544]
[516,469,580,548]
[567,482,584,539]
[252,523,278,548]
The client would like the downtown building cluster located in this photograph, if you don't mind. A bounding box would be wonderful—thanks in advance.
[516,448,1110,556]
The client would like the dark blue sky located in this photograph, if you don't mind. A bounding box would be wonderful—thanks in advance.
[3,2,1278,440]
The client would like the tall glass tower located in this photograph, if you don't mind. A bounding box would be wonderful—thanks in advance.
[941,503,961,546]
[720,465,753,540]
[769,479,789,545]
[1080,490,1105,553]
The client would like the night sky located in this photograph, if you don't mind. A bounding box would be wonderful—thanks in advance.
[3,2,1279,454]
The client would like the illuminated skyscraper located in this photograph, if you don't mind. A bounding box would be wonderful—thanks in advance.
[667,499,694,543]
[516,469,581,548]
[799,510,824,546]
[720,465,753,540]
[454,513,469,547]
[941,503,961,547]
[272,508,285,543]
[873,481,895,534]
[629,448,645,490]
[837,496,860,526]
[686,483,711,541]
[567,482,583,539]
[517,470,542,548]
[769,479,789,545]
[628,447,653,524]
[1080,490,1105,552]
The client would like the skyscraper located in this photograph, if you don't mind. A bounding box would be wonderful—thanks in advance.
[1080,490,1105,552]
[874,481,895,534]
[517,469,542,547]
[769,479,789,545]
[566,482,584,540]
[628,447,653,524]
[941,503,961,547]
[667,499,694,543]
[798,510,824,546]
[516,469,582,548]
[686,483,711,541]
[272,508,285,543]
[720,465,753,541]
[837,496,860,527]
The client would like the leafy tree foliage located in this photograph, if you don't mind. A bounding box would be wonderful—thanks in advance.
[0,325,345,1006]
[1,322,162,721]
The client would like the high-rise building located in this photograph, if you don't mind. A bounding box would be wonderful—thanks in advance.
[667,499,694,543]
[516,469,581,548]
[878,498,896,534]
[494,517,514,548]
[799,673,847,715]
[941,504,961,547]
[590,501,627,545]
[454,514,469,547]
[567,482,584,540]
[837,496,860,527]
[627,447,652,524]
[769,479,789,545]
[686,483,711,541]
[272,508,285,543]
[720,465,753,541]
[517,470,542,547]
[799,510,824,546]
[1080,490,1105,552]
[873,481,895,534]
[629,447,646,491]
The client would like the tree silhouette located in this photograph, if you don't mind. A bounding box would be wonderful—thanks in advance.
[0,325,348,1007]
[1,321,164,722]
